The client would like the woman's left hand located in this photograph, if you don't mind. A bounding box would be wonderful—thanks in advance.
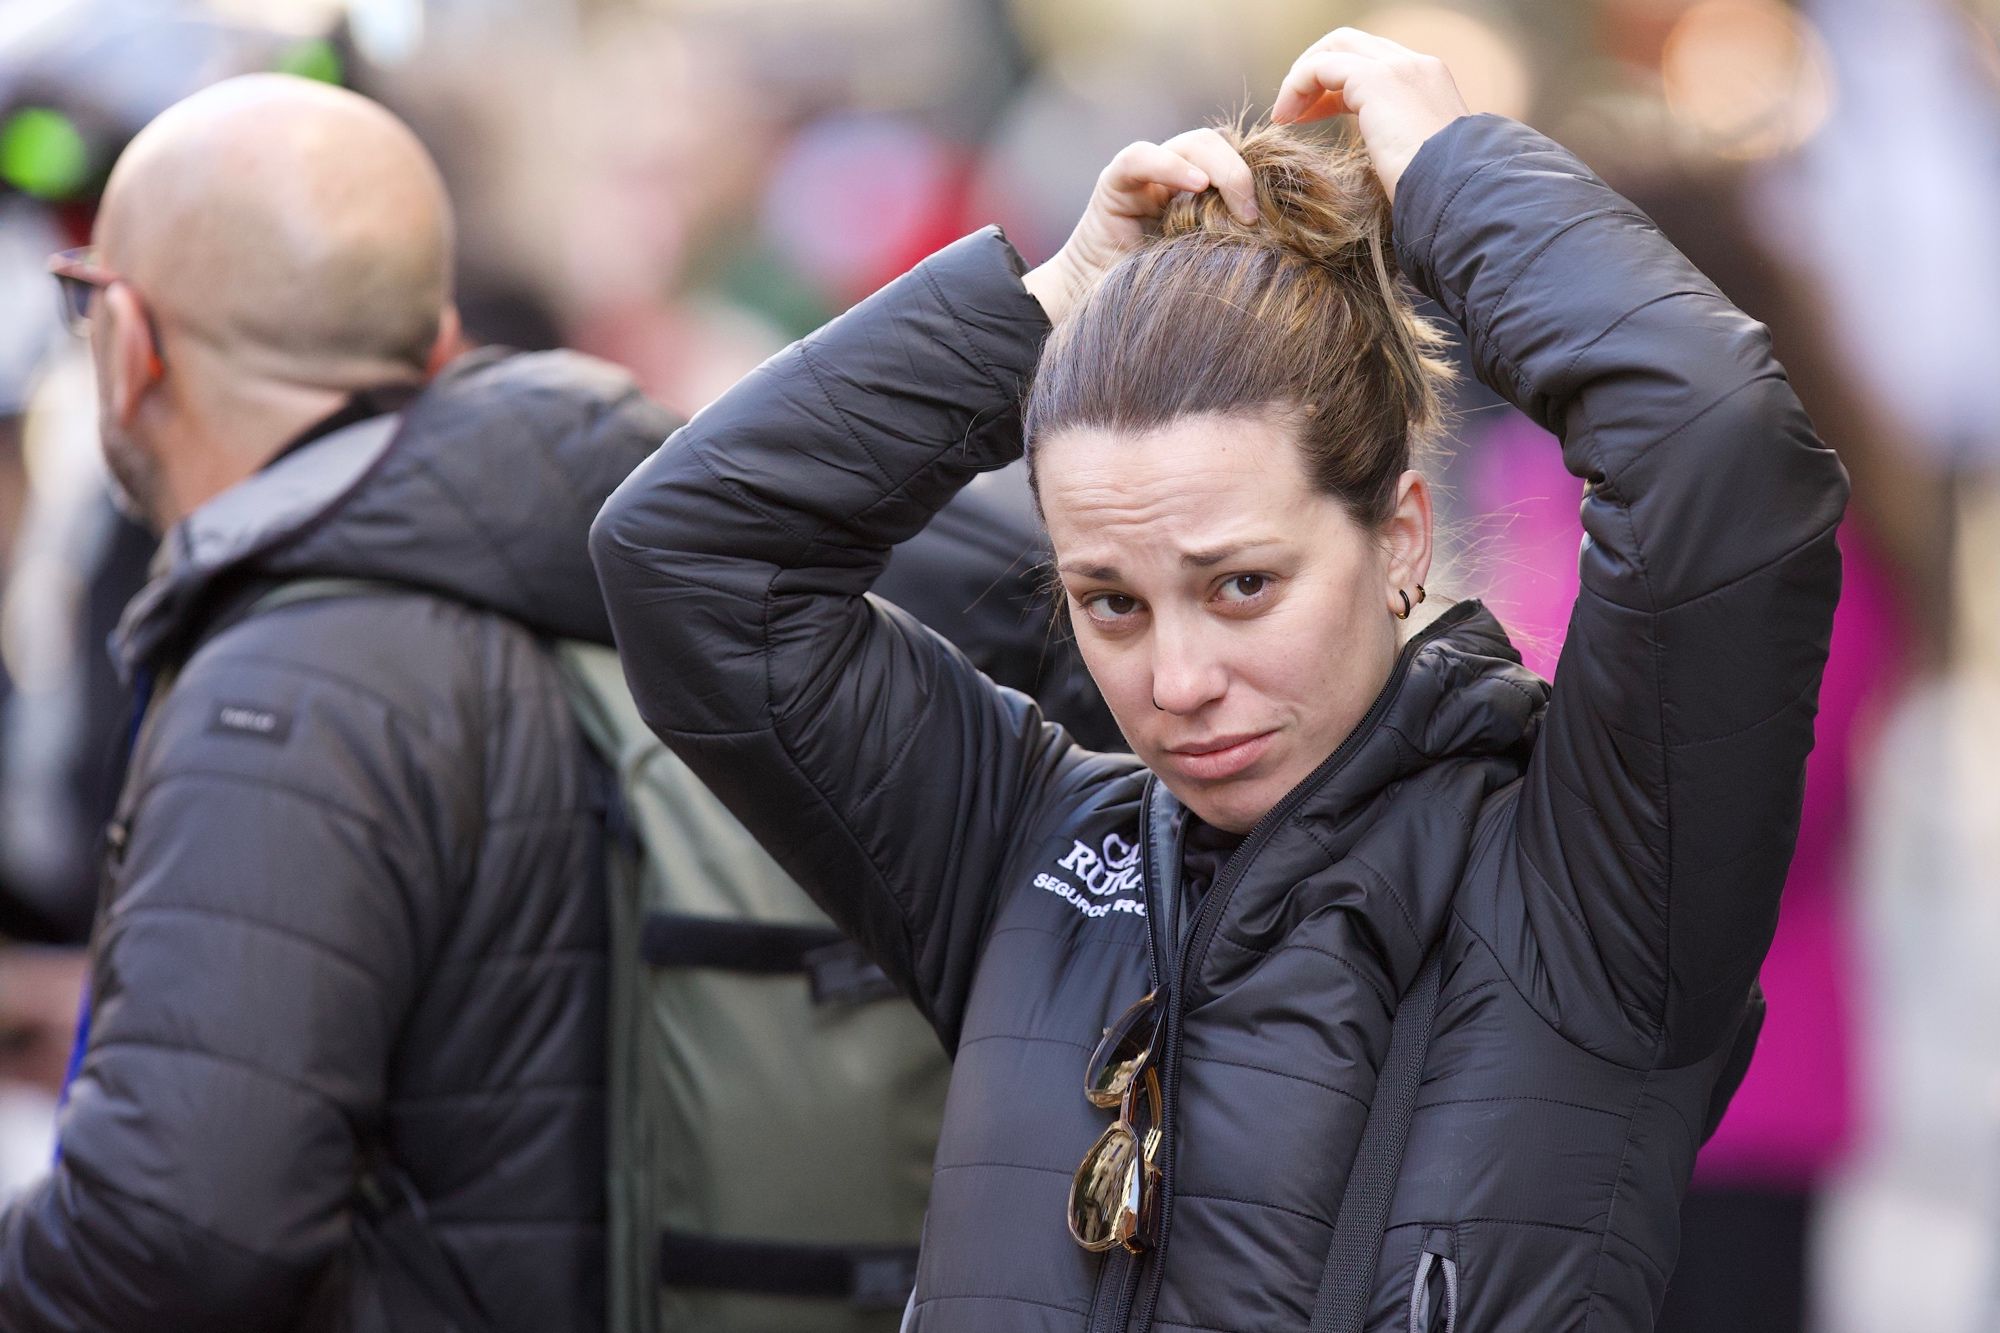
[1271,29,1470,203]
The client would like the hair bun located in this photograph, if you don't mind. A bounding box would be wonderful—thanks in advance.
[1159,122,1392,275]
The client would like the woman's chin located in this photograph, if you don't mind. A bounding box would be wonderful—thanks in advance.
[1166,775,1279,837]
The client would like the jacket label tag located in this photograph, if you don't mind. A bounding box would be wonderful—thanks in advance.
[210,702,292,743]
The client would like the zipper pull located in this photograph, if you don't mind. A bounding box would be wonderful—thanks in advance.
[104,819,129,870]
[1409,1229,1459,1333]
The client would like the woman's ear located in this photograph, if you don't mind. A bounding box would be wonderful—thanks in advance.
[1381,468,1433,613]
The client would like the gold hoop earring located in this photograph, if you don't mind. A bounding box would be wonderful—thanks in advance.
[1394,589,1413,620]
[1415,584,1426,605]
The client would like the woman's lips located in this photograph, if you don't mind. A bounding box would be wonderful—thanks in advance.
[1162,731,1277,782]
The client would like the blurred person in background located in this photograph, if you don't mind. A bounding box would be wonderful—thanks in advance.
[0,196,121,1193]
[0,198,113,951]
[593,29,1847,1333]
[0,209,154,1051]
[0,73,667,1331]
[0,366,152,954]
[0,201,56,573]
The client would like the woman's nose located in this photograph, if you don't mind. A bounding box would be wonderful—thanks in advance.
[1147,619,1229,715]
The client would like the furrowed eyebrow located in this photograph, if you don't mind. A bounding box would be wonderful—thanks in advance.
[1058,541,1282,581]
[1180,540,1280,569]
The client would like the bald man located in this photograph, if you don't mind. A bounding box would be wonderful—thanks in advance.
[81,75,461,531]
[2,76,675,1330]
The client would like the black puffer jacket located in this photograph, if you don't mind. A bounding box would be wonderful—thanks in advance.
[592,116,1848,1333]
[0,350,673,1333]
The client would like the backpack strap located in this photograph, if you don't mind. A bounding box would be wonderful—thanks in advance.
[246,576,414,616]
[642,913,900,1006]
[657,1230,920,1312]
[1309,945,1445,1333]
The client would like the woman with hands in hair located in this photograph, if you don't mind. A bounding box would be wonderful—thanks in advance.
[593,30,1847,1333]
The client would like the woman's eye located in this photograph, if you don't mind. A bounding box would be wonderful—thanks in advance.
[1082,592,1142,622]
[1217,574,1270,603]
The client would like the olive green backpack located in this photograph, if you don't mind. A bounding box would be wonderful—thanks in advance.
[555,641,950,1333]
[247,581,947,1333]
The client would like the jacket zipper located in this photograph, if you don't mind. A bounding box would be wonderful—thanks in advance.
[1087,781,1175,1333]
[1409,1230,1459,1333]
[1126,605,1473,1333]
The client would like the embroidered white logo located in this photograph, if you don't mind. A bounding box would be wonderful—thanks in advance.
[1035,832,1145,920]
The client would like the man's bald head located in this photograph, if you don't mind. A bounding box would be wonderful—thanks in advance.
[98,75,454,386]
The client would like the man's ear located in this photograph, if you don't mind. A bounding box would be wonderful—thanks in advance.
[101,282,161,426]
[424,305,464,381]
[1382,468,1434,614]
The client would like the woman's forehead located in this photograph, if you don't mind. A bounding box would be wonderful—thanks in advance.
[1036,414,1334,568]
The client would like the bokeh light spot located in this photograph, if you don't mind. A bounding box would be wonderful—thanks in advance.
[1662,0,1836,159]
[275,37,345,86]
[0,109,89,201]
[1360,5,1534,121]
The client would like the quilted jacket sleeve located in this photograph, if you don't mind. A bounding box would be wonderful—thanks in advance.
[591,229,1101,1047]
[0,613,446,1330]
[1395,116,1849,1063]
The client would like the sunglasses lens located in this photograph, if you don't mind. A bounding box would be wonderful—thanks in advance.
[1085,990,1159,1109]
[1068,1123,1141,1251]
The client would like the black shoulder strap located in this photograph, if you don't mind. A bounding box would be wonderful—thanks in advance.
[657,1229,919,1311]
[1310,945,1444,1333]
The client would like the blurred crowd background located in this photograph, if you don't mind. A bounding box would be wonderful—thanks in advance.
[0,0,1995,1329]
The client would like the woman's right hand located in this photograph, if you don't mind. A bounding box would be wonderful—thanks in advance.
[1270,29,1469,202]
[1022,128,1258,326]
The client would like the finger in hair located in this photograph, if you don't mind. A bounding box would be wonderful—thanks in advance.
[1106,140,1209,198]
[1163,127,1258,223]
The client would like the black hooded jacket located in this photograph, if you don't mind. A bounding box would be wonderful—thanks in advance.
[0,350,673,1332]
[591,116,1849,1333]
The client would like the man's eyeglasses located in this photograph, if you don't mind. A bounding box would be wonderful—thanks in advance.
[47,247,121,335]
[1069,989,1164,1253]
[47,247,166,372]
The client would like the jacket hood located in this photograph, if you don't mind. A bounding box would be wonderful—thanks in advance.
[1374,598,1548,781]
[116,349,678,673]
[1288,598,1547,818]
